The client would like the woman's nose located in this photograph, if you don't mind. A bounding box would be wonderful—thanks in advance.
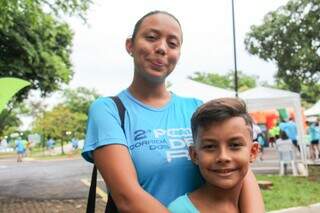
[155,40,166,55]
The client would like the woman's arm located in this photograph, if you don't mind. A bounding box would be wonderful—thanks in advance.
[239,168,265,213]
[93,144,169,213]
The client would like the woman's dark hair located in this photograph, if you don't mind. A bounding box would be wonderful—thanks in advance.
[279,130,289,140]
[191,98,253,142]
[131,10,182,42]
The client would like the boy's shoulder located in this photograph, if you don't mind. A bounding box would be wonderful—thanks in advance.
[168,194,199,213]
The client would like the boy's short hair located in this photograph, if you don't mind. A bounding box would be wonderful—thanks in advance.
[191,98,253,142]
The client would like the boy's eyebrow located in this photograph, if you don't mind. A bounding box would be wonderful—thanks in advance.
[200,138,219,143]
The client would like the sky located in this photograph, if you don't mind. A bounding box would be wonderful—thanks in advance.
[66,0,289,96]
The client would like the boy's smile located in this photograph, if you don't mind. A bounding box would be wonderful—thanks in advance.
[190,117,258,190]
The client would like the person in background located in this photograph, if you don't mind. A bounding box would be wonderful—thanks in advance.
[279,117,299,152]
[308,121,320,161]
[168,98,260,213]
[252,121,264,161]
[82,10,264,212]
[71,138,79,150]
[47,138,55,155]
[275,130,297,175]
[268,121,280,148]
[15,137,25,162]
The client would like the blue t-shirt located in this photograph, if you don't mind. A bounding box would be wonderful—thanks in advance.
[279,121,297,140]
[308,124,320,141]
[82,89,204,206]
[15,139,25,153]
[168,194,199,213]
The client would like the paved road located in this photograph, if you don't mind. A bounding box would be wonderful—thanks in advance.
[0,157,97,199]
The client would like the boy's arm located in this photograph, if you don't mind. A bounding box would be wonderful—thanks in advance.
[239,168,265,213]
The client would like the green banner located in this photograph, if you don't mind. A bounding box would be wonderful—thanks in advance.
[0,77,30,113]
[277,108,289,121]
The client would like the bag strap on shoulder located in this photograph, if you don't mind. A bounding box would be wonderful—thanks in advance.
[86,96,125,213]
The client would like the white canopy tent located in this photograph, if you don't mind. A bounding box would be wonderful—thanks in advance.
[239,86,306,162]
[305,100,320,117]
[169,78,235,101]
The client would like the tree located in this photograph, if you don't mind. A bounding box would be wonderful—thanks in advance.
[32,105,87,154]
[31,86,97,153]
[245,0,320,95]
[189,71,258,91]
[0,0,91,30]
[62,87,100,115]
[0,101,29,137]
[0,0,92,101]
[0,0,92,134]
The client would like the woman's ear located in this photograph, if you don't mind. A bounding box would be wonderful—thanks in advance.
[250,142,259,163]
[126,38,133,56]
[189,145,199,165]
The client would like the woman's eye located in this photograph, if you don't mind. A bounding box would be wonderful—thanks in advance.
[168,41,178,48]
[146,35,157,40]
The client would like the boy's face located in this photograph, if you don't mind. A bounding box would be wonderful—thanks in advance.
[190,117,259,190]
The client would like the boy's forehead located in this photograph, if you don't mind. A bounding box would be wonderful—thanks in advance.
[196,117,252,140]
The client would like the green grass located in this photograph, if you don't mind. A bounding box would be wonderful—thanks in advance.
[257,175,320,211]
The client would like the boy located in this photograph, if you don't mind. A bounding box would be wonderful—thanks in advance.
[168,98,260,213]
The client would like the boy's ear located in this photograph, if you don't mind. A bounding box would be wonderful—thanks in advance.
[189,145,198,165]
[125,38,133,56]
[250,142,259,163]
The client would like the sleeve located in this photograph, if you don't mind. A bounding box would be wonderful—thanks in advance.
[82,97,127,163]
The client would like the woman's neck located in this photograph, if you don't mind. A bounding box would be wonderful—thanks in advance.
[189,182,242,213]
[129,77,171,108]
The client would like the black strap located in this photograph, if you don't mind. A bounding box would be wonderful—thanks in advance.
[86,165,97,213]
[86,96,125,213]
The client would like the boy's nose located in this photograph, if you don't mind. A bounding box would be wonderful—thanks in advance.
[216,148,231,163]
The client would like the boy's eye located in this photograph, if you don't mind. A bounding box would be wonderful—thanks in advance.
[229,143,242,150]
[202,144,217,150]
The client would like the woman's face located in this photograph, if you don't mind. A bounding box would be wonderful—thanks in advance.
[126,13,182,83]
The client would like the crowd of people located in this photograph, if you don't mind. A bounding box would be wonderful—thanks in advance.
[253,116,320,162]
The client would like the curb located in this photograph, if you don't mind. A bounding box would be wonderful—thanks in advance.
[268,203,320,213]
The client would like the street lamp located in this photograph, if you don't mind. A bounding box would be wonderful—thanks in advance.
[231,0,239,97]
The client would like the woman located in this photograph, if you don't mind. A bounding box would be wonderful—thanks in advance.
[82,11,264,212]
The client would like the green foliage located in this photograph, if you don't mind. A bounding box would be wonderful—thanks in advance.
[0,0,92,101]
[31,86,97,144]
[32,104,87,145]
[62,87,99,114]
[257,175,320,211]
[245,0,320,93]
[0,101,29,137]
[274,78,320,106]
[189,71,257,92]
[0,0,92,30]
[0,11,73,100]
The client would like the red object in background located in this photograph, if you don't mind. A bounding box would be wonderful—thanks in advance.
[250,110,279,129]
[265,112,279,129]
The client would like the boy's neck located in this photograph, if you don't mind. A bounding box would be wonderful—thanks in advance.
[189,182,242,213]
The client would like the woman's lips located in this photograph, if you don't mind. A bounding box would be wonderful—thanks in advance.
[150,59,165,67]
